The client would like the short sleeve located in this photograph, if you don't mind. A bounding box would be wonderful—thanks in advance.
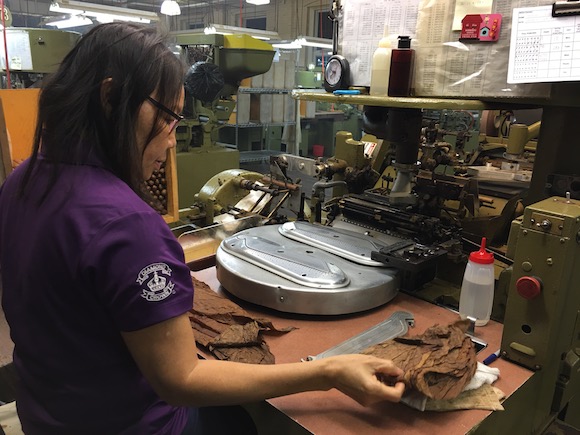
[80,210,194,331]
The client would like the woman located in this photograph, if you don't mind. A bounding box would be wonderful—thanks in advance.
[0,23,405,434]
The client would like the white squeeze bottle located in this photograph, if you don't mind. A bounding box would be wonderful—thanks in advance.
[458,237,495,326]
[370,26,392,96]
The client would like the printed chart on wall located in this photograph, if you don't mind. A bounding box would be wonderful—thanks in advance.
[508,5,580,83]
[339,0,420,87]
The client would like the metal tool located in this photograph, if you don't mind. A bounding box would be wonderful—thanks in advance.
[278,221,389,266]
[305,311,414,361]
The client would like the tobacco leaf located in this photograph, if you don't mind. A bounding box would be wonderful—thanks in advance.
[209,322,262,347]
[211,344,275,365]
[362,320,477,400]
[190,276,294,364]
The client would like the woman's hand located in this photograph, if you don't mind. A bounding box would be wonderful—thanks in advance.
[123,313,405,407]
[323,354,406,406]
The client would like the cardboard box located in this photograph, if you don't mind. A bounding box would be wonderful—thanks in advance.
[272,94,285,123]
[250,94,273,123]
[273,60,286,89]
[284,60,296,89]
[283,95,296,122]
[251,74,263,88]
[262,65,274,88]
[236,92,251,124]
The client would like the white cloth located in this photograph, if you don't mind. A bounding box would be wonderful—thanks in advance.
[464,362,500,391]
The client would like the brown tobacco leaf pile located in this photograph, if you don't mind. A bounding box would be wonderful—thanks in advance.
[189,276,295,364]
[362,319,477,400]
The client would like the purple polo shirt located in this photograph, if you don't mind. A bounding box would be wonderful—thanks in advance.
[0,155,194,434]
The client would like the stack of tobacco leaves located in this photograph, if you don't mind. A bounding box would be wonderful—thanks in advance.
[189,276,295,364]
[362,319,477,400]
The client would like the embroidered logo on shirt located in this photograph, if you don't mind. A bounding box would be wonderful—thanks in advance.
[137,263,175,302]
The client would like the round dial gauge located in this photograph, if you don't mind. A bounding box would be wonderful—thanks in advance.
[323,55,350,92]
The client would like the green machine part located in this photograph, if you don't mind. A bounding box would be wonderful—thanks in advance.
[176,146,240,210]
[1,28,80,73]
[194,168,265,225]
[172,32,275,210]
[331,131,365,197]
[500,196,580,432]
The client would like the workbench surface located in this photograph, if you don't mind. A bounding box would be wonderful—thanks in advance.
[0,268,534,433]
[191,267,534,435]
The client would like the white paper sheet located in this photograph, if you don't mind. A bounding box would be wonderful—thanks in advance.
[452,0,494,31]
[0,30,33,71]
[507,5,580,83]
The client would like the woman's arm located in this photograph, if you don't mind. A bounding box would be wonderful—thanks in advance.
[121,313,405,407]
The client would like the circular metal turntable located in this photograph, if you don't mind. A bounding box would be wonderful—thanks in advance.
[215,224,399,315]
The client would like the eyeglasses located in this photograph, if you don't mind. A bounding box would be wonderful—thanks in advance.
[146,96,184,133]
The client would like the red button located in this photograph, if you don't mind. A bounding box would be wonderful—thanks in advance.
[516,276,542,299]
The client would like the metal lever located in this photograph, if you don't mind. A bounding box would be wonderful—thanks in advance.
[305,311,414,361]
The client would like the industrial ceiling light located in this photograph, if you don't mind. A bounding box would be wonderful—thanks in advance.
[46,15,93,29]
[160,0,181,16]
[246,0,270,5]
[294,36,333,49]
[271,40,302,49]
[49,0,158,23]
[199,23,279,40]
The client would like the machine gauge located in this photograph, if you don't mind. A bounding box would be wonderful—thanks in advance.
[323,54,350,93]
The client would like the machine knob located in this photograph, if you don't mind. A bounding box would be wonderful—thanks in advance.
[537,219,552,231]
[516,276,542,299]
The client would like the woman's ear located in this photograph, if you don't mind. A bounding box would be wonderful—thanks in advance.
[100,78,114,117]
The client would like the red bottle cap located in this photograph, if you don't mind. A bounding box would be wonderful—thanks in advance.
[469,237,494,264]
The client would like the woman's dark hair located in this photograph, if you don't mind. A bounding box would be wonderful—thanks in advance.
[20,22,186,199]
